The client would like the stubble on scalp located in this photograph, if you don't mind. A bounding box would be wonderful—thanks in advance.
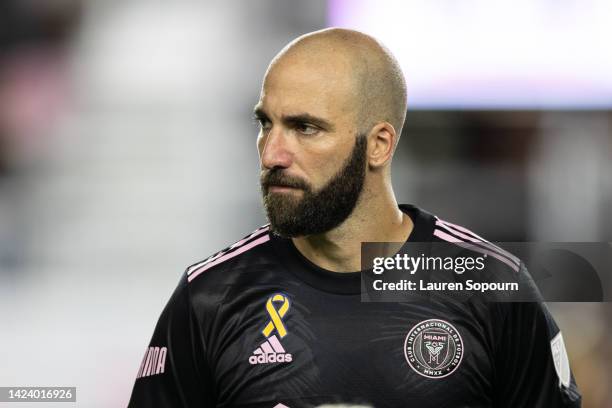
[266,28,408,140]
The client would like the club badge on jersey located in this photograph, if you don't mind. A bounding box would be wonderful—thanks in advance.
[404,319,464,379]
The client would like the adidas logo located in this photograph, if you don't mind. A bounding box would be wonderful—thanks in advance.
[248,335,293,365]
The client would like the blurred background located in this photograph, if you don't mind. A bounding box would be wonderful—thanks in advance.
[0,0,610,406]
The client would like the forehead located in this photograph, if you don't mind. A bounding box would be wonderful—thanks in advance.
[259,55,357,119]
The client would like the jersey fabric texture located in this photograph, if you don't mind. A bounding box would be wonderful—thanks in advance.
[128,204,582,408]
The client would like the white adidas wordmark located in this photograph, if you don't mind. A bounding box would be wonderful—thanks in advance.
[249,335,293,365]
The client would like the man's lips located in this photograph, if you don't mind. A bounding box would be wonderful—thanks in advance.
[266,184,302,193]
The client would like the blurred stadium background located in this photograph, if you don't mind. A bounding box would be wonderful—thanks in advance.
[0,0,610,406]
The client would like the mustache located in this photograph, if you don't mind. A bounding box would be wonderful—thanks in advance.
[260,170,310,191]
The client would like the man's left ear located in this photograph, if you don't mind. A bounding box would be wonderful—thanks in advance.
[367,122,396,168]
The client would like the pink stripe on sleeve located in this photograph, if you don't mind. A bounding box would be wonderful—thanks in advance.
[187,226,270,275]
[436,219,520,265]
[435,221,519,267]
[188,234,270,282]
[434,229,519,272]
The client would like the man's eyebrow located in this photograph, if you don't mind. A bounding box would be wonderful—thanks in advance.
[283,113,335,131]
[252,106,268,120]
[253,108,335,131]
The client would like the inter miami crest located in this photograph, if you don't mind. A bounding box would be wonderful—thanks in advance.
[404,319,463,379]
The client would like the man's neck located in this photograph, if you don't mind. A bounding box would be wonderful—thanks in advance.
[291,189,413,272]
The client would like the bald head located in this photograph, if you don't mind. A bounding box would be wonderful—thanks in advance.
[256,29,408,237]
[265,28,408,139]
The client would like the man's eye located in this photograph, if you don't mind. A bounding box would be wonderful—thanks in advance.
[255,118,272,131]
[295,123,318,135]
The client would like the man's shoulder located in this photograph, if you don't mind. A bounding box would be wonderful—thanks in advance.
[430,214,521,273]
[185,224,273,284]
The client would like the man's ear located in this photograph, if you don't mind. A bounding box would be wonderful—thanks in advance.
[367,122,397,168]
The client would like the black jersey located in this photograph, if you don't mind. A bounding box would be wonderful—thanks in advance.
[128,204,581,408]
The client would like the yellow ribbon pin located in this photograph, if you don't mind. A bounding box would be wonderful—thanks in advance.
[262,293,290,338]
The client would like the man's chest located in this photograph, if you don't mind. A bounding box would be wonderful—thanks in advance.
[205,287,495,408]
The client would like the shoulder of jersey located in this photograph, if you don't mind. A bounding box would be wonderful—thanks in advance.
[431,215,521,273]
[185,224,272,284]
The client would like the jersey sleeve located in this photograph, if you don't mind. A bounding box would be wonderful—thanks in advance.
[128,272,215,408]
[492,264,581,408]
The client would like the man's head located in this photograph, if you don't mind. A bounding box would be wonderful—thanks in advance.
[255,28,407,237]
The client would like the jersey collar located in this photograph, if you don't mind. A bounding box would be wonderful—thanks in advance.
[269,204,436,295]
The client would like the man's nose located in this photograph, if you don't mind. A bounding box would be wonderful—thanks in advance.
[260,128,293,169]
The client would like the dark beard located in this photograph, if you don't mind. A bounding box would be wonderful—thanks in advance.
[260,133,367,238]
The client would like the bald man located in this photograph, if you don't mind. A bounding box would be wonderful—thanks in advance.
[128,29,581,408]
